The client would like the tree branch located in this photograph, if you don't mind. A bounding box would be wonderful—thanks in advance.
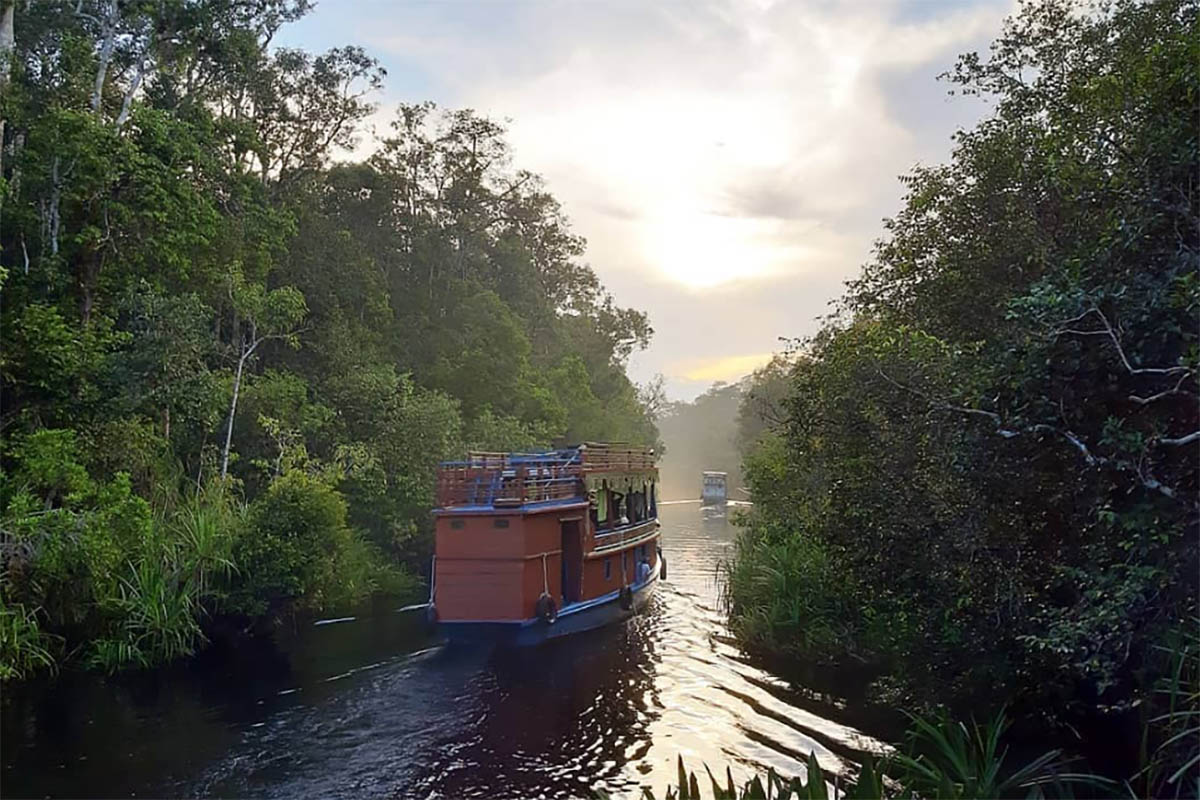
[875,368,1191,504]
[1130,374,1195,406]
[1159,431,1200,448]
[1058,307,1193,377]
[114,48,150,130]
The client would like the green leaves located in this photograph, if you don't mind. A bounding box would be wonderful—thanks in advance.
[656,753,855,800]
[1,0,660,681]
[728,2,1199,773]
[227,271,308,349]
[886,709,1117,800]
[643,714,1118,800]
[844,757,881,800]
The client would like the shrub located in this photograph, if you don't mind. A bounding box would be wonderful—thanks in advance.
[87,557,204,673]
[0,432,249,675]
[723,513,861,663]
[227,470,412,617]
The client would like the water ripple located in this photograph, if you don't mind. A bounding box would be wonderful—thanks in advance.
[1,504,887,800]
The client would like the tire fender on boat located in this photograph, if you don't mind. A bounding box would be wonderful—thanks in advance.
[536,592,558,624]
[658,547,667,581]
[619,585,634,611]
[425,603,438,626]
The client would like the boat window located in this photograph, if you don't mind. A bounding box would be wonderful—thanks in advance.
[493,518,510,529]
[604,558,612,581]
[450,519,465,530]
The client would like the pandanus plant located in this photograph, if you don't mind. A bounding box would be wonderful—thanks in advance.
[599,710,1116,799]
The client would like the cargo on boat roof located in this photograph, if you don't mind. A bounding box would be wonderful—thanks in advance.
[429,442,664,646]
[435,442,657,511]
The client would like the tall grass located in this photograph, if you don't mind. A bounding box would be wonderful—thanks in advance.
[168,483,241,601]
[888,710,1113,799]
[87,559,204,672]
[595,752,879,800]
[0,601,58,679]
[1135,619,1199,799]
[721,522,858,662]
[86,483,244,673]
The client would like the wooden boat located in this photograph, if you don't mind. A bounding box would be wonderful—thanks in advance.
[429,443,663,645]
[701,470,727,507]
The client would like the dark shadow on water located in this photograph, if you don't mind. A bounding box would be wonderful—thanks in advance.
[407,604,665,799]
[0,604,437,799]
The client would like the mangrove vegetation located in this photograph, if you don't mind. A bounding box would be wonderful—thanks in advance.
[728,0,1197,793]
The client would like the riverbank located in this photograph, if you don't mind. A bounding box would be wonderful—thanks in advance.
[0,463,420,679]
[2,505,893,799]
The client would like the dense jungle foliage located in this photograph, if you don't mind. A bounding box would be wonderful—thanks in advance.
[728,0,1198,793]
[0,0,659,677]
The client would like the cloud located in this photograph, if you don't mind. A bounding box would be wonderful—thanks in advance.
[281,0,1014,399]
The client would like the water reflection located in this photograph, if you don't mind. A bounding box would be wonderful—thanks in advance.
[2,503,886,800]
[410,614,664,798]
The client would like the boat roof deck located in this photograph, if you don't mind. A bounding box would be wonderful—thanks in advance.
[436,443,657,511]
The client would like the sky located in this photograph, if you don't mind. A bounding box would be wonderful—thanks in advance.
[279,0,1015,400]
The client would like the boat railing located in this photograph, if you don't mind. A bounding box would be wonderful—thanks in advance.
[578,443,657,472]
[592,518,659,553]
[456,444,654,473]
[436,466,583,508]
[436,444,656,509]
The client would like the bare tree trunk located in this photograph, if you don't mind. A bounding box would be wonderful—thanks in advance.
[114,57,147,129]
[9,131,24,204]
[48,156,61,255]
[80,247,99,324]
[0,0,15,223]
[221,320,263,480]
[91,0,117,115]
[0,1,13,92]
[220,341,247,480]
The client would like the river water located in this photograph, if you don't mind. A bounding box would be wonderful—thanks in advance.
[2,502,886,799]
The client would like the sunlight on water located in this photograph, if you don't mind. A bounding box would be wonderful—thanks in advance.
[1,504,885,800]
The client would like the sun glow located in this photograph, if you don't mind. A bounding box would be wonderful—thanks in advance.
[678,352,775,382]
[360,0,1013,390]
[641,212,781,288]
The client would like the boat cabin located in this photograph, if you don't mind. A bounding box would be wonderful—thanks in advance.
[430,443,662,644]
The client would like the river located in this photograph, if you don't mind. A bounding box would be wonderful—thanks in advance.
[1,502,886,799]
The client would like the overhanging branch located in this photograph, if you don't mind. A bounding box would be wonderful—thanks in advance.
[875,368,1192,504]
[1056,307,1193,377]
